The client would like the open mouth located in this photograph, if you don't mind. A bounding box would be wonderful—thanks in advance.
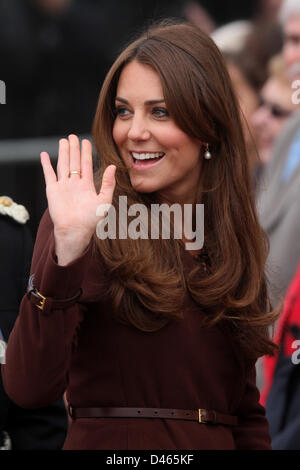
[130,151,166,169]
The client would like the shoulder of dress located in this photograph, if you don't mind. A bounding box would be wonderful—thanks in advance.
[0,196,30,224]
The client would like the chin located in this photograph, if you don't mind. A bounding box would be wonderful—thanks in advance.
[131,183,158,194]
[129,177,160,194]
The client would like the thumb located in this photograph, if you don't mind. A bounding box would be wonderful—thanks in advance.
[98,165,116,204]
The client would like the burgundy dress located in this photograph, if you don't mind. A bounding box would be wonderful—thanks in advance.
[2,210,271,450]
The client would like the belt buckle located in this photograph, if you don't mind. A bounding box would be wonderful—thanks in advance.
[198,408,216,424]
[198,408,207,423]
[36,291,46,311]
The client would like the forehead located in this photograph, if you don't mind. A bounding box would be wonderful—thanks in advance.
[284,15,300,36]
[116,61,164,99]
[262,77,286,96]
[261,77,295,109]
[262,76,288,95]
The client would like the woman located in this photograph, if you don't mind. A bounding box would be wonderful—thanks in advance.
[2,21,278,450]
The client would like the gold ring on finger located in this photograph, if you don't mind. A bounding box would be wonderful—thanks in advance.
[69,170,81,177]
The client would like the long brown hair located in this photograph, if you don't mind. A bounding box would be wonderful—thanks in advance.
[92,20,279,360]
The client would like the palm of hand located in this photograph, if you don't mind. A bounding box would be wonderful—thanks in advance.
[40,134,116,261]
[46,176,105,237]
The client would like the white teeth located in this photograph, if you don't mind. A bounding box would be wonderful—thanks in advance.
[132,152,165,160]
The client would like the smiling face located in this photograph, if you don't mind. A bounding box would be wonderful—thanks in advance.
[112,60,203,204]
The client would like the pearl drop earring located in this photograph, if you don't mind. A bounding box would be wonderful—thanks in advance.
[204,143,212,160]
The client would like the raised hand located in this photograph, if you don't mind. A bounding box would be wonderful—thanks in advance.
[40,134,116,265]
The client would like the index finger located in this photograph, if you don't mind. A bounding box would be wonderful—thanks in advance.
[40,152,57,186]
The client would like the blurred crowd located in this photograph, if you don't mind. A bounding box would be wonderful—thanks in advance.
[1,0,300,451]
[0,0,284,139]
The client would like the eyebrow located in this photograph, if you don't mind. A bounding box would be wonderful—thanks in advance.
[115,97,165,105]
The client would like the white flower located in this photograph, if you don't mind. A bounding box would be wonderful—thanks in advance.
[0,431,11,450]
[0,196,29,224]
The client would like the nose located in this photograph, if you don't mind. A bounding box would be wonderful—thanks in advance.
[127,114,151,141]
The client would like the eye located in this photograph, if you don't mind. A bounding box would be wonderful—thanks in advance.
[152,107,169,118]
[114,106,131,118]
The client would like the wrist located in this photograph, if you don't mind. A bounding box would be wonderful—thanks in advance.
[54,229,92,266]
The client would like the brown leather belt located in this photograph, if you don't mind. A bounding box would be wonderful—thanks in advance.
[68,406,238,426]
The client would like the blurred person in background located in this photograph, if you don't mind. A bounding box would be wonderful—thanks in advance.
[251,55,296,173]
[260,260,300,449]
[280,0,300,81]
[258,0,300,448]
[0,195,67,449]
[212,13,285,396]
[212,20,283,184]
[256,0,300,310]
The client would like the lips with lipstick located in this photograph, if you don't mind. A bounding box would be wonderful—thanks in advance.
[130,151,166,170]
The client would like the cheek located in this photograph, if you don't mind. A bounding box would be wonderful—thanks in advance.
[112,121,125,148]
[162,128,200,154]
[272,120,284,135]
[179,137,202,163]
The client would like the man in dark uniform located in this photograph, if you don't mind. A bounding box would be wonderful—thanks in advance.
[0,195,67,449]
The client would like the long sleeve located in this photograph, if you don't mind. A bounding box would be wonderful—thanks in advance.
[1,210,93,409]
[232,362,271,450]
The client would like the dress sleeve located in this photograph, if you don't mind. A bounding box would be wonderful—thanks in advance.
[232,361,272,450]
[1,210,93,409]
